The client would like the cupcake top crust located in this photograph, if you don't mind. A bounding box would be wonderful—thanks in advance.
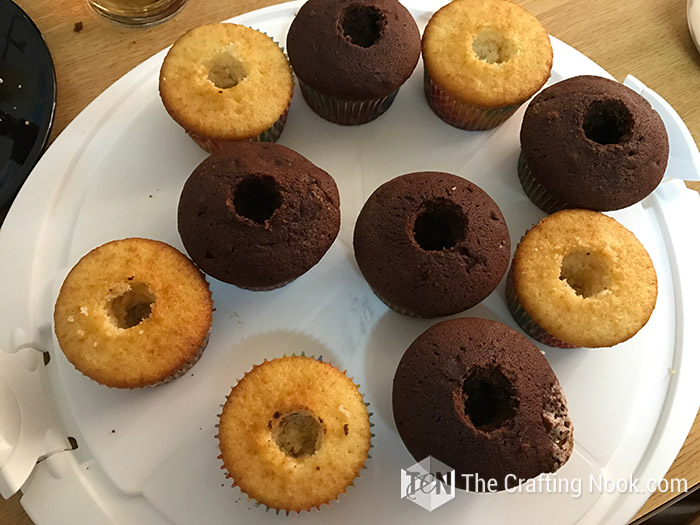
[422,0,552,108]
[218,356,371,512]
[286,0,421,100]
[353,172,510,318]
[512,209,657,348]
[53,238,213,388]
[393,317,573,490]
[159,24,293,140]
[520,75,669,211]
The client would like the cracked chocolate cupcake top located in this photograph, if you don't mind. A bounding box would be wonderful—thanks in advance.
[177,142,340,290]
[353,172,510,318]
[392,317,574,491]
[520,75,669,211]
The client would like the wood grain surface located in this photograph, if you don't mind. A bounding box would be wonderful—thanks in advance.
[1,0,699,523]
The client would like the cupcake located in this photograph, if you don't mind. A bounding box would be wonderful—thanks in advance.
[508,209,658,348]
[519,75,669,213]
[159,23,294,153]
[353,172,510,318]
[217,355,371,512]
[177,142,340,290]
[53,238,213,388]
[393,317,573,490]
[422,0,552,130]
[286,0,421,125]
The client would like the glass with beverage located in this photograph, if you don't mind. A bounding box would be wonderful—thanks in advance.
[87,0,188,27]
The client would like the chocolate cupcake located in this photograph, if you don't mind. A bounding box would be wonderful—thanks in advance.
[519,75,669,212]
[393,317,573,490]
[286,0,421,125]
[178,143,340,290]
[353,172,510,318]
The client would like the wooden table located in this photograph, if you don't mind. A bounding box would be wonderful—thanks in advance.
[2,0,699,523]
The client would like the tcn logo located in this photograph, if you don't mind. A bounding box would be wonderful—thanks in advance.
[400,456,456,511]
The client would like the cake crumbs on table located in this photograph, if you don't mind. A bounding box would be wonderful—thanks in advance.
[73,21,83,33]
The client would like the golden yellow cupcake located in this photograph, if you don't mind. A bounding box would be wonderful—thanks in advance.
[422,0,552,129]
[159,23,294,153]
[508,210,657,348]
[53,238,213,388]
[217,356,371,513]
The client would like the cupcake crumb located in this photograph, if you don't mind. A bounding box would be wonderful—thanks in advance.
[73,21,83,33]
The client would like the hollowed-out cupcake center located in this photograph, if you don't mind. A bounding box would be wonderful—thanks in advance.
[272,410,323,458]
[107,282,155,329]
[233,175,282,223]
[340,5,385,48]
[413,199,466,251]
[471,29,516,64]
[458,366,518,431]
[207,47,248,89]
[583,100,633,145]
[559,249,612,297]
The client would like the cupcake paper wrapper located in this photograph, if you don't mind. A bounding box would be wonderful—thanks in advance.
[506,269,577,349]
[234,274,297,292]
[517,153,570,214]
[370,287,427,318]
[215,352,374,515]
[424,69,520,130]
[298,79,399,126]
[187,103,290,154]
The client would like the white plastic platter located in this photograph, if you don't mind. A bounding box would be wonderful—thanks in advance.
[1,2,700,524]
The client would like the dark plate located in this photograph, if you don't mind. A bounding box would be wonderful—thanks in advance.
[0,0,56,211]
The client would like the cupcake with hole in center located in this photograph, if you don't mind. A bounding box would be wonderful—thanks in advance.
[422,0,552,130]
[53,238,213,388]
[508,209,658,348]
[286,0,421,125]
[177,142,340,290]
[217,355,371,513]
[519,75,669,213]
[159,23,294,153]
[353,172,510,318]
[393,317,573,491]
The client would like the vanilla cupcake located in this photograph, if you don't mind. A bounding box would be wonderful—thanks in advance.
[159,23,294,153]
[422,0,552,130]
[217,356,371,512]
[507,210,657,348]
[53,238,213,388]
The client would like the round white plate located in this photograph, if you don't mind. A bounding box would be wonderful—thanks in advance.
[1,2,699,524]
